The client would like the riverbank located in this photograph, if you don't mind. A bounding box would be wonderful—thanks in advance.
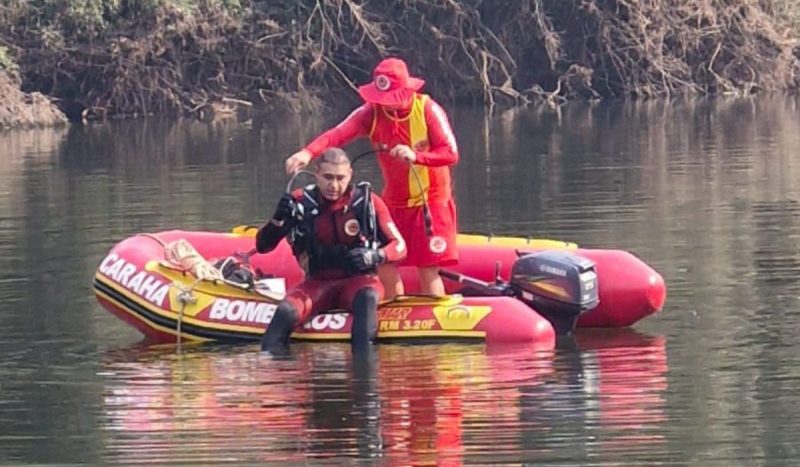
[0,71,66,130]
[1,1,799,126]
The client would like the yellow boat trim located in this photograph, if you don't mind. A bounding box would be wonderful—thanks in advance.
[95,274,264,335]
[379,330,485,339]
[97,275,489,342]
[167,285,217,316]
[291,330,486,340]
[385,294,463,307]
[433,305,491,330]
[231,225,260,236]
[457,233,577,249]
[98,283,344,342]
[94,288,210,342]
[231,225,577,249]
[153,262,283,302]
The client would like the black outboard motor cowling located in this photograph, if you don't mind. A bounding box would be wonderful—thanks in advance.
[510,250,599,335]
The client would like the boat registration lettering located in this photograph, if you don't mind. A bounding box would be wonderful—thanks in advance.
[402,319,435,331]
[99,253,169,307]
[379,319,436,331]
[209,298,276,324]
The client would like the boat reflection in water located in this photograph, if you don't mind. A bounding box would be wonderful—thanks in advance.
[100,330,667,464]
[573,329,669,453]
[515,330,669,463]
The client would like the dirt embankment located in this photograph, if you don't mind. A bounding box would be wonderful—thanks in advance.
[1,0,799,124]
[0,71,66,130]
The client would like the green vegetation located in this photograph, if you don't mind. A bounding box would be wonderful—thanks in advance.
[0,0,798,119]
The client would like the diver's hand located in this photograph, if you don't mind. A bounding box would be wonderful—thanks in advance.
[347,248,385,273]
[390,144,416,163]
[271,194,296,223]
[286,149,312,175]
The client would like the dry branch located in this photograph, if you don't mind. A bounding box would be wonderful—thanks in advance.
[0,0,797,119]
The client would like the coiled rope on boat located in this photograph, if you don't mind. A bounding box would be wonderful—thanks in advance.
[137,234,224,346]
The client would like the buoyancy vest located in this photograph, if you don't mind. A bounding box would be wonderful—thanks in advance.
[288,182,379,276]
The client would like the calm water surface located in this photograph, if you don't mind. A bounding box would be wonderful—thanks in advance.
[1,96,800,465]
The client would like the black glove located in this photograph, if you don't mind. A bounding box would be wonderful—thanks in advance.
[346,248,385,273]
[272,194,295,222]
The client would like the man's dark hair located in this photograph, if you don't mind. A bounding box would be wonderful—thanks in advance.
[315,147,351,168]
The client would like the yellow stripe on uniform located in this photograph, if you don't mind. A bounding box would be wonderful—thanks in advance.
[408,94,430,207]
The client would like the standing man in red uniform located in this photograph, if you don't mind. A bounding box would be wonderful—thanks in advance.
[257,148,406,351]
[285,57,459,297]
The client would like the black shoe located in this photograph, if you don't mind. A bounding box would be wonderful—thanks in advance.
[264,344,293,358]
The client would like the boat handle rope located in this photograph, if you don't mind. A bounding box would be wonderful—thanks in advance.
[136,233,211,348]
[172,278,202,348]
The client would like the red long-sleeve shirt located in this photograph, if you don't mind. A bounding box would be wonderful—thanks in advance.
[305,95,458,207]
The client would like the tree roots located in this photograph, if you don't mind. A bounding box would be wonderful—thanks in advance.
[1,0,798,119]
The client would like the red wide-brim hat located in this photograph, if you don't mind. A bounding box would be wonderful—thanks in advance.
[357,58,425,107]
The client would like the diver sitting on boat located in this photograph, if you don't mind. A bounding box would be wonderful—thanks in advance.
[256,147,407,352]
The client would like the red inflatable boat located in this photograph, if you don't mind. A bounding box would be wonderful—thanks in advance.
[93,228,666,348]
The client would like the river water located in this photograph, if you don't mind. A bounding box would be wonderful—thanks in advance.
[1,96,799,465]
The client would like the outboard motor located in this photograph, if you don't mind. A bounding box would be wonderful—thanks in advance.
[510,250,599,335]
